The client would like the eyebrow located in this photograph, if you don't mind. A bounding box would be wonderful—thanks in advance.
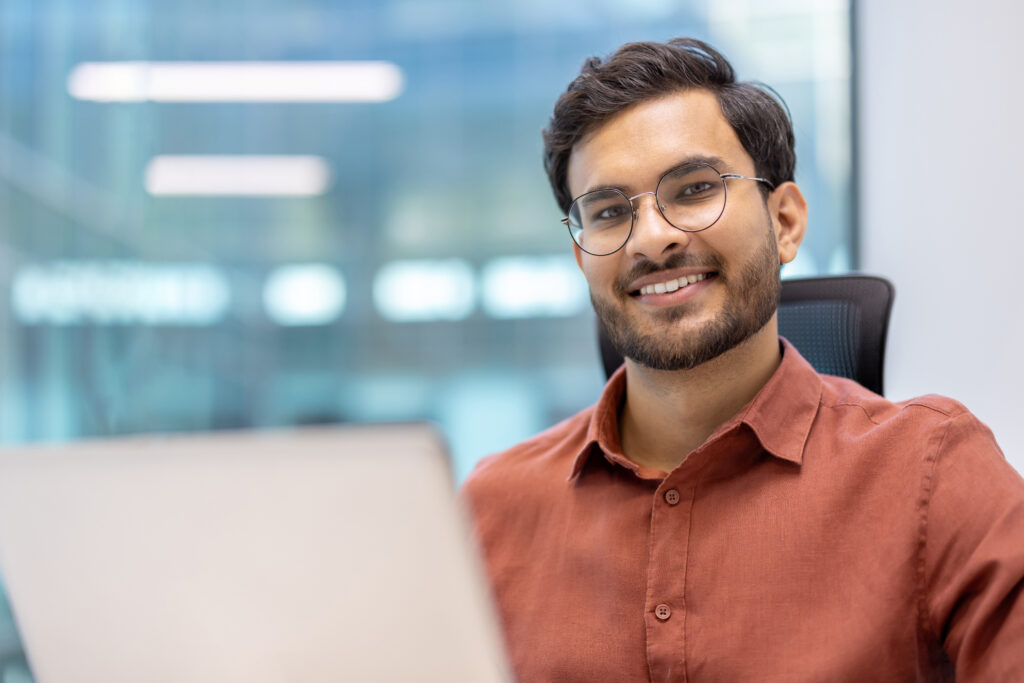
[581,154,731,196]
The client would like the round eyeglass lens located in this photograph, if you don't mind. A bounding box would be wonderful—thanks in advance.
[567,188,633,256]
[655,163,728,232]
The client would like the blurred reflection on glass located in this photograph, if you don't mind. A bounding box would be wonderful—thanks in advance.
[0,1,852,677]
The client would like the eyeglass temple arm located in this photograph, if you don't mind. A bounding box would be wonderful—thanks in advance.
[720,173,775,190]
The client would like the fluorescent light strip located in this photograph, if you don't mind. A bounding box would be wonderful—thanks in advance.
[67,61,405,103]
[145,155,330,197]
[11,261,230,326]
[263,264,346,326]
[481,256,589,319]
[373,259,476,322]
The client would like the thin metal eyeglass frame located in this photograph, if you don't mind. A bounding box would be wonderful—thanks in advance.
[561,163,776,256]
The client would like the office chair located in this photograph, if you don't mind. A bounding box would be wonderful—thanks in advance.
[598,274,895,395]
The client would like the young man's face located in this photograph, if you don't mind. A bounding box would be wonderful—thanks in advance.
[566,88,804,371]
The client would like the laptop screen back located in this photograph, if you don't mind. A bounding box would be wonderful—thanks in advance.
[0,424,509,683]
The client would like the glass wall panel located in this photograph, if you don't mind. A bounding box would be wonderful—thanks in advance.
[0,0,851,676]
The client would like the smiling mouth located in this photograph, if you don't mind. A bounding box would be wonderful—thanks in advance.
[630,272,716,296]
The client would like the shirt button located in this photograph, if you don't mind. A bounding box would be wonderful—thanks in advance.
[655,604,672,621]
[664,489,680,505]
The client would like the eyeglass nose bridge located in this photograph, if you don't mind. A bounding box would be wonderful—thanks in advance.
[626,190,658,208]
[626,190,670,225]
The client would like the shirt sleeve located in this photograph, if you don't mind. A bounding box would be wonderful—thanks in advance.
[921,410,1024,680]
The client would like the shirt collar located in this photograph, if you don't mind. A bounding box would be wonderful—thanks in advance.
[568,337,823,480]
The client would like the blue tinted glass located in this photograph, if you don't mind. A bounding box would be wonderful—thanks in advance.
[0,1,852,675]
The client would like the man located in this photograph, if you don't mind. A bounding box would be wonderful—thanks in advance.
[462,38,1024,681]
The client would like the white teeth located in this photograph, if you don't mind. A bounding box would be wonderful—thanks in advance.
[639,272,709,296]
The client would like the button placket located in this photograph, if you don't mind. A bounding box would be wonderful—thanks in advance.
[645,479,693,680]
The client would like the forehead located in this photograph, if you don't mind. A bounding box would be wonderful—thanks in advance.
[566,89,752,197]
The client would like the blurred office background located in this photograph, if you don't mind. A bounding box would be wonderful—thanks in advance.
[3,0,1021,678]
[0,0,853,478]
[0,1,852,674]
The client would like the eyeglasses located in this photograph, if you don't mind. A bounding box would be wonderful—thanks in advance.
[561,162,774,256]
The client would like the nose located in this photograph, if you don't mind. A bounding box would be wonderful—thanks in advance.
[624,191,691,259]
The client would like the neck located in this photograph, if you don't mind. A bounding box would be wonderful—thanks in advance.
[619,319,782,474]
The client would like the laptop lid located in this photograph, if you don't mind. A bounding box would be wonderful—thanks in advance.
[0,424,509,683]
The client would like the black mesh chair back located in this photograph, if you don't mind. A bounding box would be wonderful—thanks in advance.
[598,274,895,395]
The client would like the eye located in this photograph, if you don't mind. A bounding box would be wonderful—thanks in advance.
[681,181,714,197]
[658,164,724,205]
[594,204,630,220]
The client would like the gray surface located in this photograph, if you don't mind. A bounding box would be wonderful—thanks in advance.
[0,425,509,683]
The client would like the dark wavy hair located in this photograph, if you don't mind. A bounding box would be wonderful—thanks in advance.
[542,38,795,213]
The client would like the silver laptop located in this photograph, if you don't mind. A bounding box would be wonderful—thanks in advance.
[0,424,509,683]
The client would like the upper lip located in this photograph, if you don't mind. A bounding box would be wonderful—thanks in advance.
[626,268,716,294]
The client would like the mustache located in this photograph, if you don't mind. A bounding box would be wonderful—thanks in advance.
[614,252,724,295]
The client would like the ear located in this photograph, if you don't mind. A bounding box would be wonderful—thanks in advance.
[573,242,584,271]
[768,182,807,264]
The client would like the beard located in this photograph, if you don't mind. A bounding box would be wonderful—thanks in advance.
[592,223,781,371]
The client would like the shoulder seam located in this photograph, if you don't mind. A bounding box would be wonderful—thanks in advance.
[900,401,965,419]
[828,398,967,427]
[829,400,883,426]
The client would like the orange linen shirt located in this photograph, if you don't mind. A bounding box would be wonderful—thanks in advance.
[463,341,1024,682]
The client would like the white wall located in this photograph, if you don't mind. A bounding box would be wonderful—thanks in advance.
[857,0,1024,472]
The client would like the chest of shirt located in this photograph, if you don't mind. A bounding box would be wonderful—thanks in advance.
[482,452,937,682]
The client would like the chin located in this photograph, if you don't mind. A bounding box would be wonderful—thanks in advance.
[594,284,776,372]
